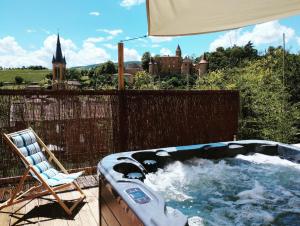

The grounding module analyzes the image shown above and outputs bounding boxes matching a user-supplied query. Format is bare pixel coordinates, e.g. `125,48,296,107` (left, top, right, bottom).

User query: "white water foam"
236,153,300,170
144,154,300,226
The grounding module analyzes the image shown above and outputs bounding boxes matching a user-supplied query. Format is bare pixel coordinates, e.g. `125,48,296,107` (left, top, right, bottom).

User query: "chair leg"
72,181,86,197
0,168,31,210
49,190,73,215
47,182,86,216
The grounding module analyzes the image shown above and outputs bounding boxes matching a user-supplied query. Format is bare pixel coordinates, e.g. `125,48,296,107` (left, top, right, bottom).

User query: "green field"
0,69,50,83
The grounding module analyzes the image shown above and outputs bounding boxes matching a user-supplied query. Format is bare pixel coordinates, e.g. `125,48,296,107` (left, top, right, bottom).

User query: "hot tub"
97,140,300,226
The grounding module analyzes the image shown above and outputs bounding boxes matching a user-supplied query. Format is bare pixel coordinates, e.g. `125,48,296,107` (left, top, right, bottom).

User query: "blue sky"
0,0,300,68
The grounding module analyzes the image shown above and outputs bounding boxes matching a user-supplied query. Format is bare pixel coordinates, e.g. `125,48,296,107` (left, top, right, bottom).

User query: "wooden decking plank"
65,187,83,226
9,200,27,226
49,193,69,226
0,205,13,226
84,188,99,224
100,217,108,226
77,190,97,226
24,198,39,226
37,195,52,226
0,187,99,226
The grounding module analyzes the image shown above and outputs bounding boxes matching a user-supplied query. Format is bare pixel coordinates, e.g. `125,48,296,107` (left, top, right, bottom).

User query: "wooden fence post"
117,42,127,151
118,42,125,91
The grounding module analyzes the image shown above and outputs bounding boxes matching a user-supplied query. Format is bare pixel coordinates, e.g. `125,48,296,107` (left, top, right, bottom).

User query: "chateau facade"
149,45,208,76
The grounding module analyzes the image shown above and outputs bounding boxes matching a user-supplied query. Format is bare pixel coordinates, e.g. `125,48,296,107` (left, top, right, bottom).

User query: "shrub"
15,76,24,84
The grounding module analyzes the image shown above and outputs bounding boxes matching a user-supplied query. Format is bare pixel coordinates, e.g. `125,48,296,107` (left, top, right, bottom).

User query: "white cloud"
120,0,145,8
160,47,172,56
124,48,141,61
151,44,160,48
0,35,111,68
297,37,300,46
26,29,36,33
149,36,173,43
0,36,26,55
98,29,123,36
85,37,105,43
89,11,100,16
103,43,117,50
209,21,295,51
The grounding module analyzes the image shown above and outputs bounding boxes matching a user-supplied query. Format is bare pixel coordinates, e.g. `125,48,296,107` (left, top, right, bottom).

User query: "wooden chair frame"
0,127,86,216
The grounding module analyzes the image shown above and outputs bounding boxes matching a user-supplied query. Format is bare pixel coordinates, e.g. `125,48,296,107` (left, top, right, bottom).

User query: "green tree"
133,71,157,90
141,52,151,71
66,68,81,80
15,76,24,84
96,61,117,75
206,42,258,71
194,57,299,143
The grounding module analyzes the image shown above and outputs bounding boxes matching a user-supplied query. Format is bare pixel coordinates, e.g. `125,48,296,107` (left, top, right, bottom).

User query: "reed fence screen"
0,90,239,184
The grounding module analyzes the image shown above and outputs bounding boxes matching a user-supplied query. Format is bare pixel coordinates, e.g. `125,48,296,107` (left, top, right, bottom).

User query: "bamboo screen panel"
0,90,239,183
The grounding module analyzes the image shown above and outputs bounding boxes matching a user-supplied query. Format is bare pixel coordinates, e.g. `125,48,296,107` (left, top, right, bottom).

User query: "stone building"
125,62,142,75
149,45,208,77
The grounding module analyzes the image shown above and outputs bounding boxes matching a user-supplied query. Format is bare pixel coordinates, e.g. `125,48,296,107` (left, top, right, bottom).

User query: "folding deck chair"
0,128,86,215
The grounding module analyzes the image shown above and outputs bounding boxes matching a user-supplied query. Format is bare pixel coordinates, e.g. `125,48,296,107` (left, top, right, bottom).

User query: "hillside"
72,61,141,70
0,69,50,83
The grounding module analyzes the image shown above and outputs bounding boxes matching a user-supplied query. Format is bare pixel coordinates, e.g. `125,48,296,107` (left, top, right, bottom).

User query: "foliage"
91,74,114,89
141,52,151,71
46,72,52,80
15,76,24,84
194,56,299,143
79,76,91,87
95,61,117,75
66,68,81,80
133,71,158,90
27,65,47,70
205,41,258,71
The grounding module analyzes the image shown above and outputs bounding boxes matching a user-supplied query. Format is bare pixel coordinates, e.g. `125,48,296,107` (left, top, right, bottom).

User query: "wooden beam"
118,42,125,90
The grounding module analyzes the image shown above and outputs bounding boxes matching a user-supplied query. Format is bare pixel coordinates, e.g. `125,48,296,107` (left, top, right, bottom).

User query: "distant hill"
72,61,141,70
0,69,50,83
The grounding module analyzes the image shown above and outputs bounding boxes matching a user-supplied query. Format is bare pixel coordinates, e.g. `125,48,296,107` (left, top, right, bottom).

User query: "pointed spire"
54,33,64,63
176,44,182,58
52,55,55,63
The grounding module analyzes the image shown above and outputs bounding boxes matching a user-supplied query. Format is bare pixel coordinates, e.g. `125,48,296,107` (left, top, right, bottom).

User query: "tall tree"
96,61,117,75
141,52,151,71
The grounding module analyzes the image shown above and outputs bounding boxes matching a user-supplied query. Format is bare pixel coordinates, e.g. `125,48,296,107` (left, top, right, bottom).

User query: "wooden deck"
0,187,99,226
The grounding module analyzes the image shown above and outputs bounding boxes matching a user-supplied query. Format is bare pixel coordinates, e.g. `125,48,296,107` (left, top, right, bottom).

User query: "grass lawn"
0,69,50,83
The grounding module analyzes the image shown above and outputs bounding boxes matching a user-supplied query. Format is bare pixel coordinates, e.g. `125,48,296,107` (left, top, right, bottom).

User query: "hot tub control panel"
126,187,151,204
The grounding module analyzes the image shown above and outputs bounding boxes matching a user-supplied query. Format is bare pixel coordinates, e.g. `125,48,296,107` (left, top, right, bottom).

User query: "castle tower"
176,45,182,58
52,34,66,83
198,54,208,76
149,58,159,76
149,58,154,75
181,57,192,75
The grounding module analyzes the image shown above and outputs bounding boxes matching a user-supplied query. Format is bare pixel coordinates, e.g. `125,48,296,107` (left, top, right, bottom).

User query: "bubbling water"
144,153,300,226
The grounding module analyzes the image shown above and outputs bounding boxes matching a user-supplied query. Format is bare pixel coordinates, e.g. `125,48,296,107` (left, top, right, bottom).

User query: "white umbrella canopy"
147,0,300,36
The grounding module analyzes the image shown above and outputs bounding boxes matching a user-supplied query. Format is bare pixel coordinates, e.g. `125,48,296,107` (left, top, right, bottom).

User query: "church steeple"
176,44,182,58
52,33,66,85
53,34,65,64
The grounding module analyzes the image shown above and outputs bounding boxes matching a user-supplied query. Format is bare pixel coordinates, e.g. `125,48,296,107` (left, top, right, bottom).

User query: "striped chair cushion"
11,131,82,187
